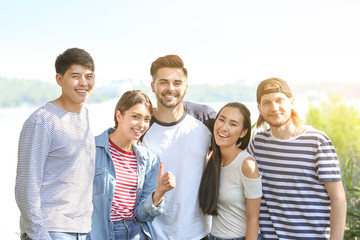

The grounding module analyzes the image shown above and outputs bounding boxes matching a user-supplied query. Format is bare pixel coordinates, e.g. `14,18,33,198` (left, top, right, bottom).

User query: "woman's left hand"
156,162,176,193
152,162,176,206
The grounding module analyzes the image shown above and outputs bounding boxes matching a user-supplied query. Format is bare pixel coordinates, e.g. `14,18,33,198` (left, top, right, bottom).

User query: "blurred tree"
306,95,360,239
306,95,360,161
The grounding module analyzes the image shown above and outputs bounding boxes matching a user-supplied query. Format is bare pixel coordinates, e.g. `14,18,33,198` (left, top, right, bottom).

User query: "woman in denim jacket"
88,90,176,240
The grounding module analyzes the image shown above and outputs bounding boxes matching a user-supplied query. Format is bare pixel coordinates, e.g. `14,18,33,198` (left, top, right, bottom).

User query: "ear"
257,104,262,116
55,73,63,87
239,128,248,139
289,97,295,109
151,81,155,93
115,110,122,123
184,81,189,95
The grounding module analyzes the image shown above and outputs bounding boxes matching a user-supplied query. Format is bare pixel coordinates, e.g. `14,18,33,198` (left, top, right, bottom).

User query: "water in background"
0,99,299,239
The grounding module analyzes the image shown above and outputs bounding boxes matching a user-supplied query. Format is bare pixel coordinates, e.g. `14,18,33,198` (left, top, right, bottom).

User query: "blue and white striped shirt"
15,102,95,240
247,126,341,240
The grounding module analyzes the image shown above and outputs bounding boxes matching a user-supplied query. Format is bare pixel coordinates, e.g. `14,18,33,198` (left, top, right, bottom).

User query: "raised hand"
152,162,176,206
157,162,176,192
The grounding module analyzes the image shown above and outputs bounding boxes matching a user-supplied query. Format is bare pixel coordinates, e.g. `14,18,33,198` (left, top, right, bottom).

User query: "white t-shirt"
211,151,262,238
142,101,216,240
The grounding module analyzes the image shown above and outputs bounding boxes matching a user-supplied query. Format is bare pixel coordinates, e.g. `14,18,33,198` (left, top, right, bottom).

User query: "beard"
158,91,186,109
264,113,292,128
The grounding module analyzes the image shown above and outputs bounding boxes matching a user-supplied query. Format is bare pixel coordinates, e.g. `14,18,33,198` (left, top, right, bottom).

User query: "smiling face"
116,103,151,143
258,92,294,128
151,67,188,109
55,64,95,112
214,106,248,150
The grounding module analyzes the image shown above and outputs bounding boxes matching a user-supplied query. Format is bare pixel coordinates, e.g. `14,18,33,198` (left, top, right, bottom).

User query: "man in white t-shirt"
142,55,216,240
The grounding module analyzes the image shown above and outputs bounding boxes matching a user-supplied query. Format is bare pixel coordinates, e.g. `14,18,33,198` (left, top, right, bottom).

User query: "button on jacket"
88,128,163,240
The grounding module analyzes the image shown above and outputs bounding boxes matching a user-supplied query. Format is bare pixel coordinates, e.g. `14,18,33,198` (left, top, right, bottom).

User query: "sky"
0,0,360,87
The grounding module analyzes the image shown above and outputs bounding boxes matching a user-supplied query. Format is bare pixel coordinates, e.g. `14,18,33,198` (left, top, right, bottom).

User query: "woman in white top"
199,102,263,240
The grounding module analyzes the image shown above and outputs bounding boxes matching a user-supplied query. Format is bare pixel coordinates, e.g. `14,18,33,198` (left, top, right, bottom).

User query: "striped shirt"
109,139,138,221
247,126,341,240
15,102,95,240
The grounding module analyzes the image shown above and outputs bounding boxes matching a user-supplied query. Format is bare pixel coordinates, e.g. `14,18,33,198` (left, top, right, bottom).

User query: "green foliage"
87,87,119,103
305,95,360,161
306,95,360,239
342,157,360,239
0,77,60,107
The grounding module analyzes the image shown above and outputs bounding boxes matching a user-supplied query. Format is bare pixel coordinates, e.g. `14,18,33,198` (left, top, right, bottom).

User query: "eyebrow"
158,78,183,82
261,96,282,103
219,114,240,124
71,72,94,76
132,111,151,116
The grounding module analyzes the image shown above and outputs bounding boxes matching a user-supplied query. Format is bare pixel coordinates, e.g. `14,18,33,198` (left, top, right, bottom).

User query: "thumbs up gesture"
157,162,176,192
152,162,176,206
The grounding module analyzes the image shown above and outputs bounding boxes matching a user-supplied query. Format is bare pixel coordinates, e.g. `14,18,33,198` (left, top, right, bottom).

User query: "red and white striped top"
109,139,138,221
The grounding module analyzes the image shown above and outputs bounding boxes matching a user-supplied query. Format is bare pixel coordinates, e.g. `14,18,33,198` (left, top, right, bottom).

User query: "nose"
167,82,175,91
139,119,147,129
219,122,229,132
270,102,279,111
78,75,87,86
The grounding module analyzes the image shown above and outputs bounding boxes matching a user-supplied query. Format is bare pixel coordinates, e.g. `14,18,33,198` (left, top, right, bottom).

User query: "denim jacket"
88,128,164,240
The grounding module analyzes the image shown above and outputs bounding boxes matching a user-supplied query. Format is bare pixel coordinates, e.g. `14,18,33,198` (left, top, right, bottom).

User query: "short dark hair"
150,55,187,81
55,48,95,76
114,90,153,128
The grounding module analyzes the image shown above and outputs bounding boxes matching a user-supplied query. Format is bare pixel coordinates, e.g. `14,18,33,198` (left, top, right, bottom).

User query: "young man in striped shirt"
15,48,96,240
247,77,346,240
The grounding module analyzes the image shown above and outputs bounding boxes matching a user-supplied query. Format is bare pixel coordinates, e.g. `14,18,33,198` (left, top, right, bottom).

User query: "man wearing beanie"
247,77,346,239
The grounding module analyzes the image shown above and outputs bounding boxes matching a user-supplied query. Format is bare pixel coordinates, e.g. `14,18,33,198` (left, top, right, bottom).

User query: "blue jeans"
21,232,88,240
209,233,262,240
114,218,147,240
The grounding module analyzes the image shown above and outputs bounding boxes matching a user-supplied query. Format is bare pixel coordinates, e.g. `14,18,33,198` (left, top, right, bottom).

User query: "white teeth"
219,133,228,138
165,95,175,98
76,90,87,93
133,129,142,133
